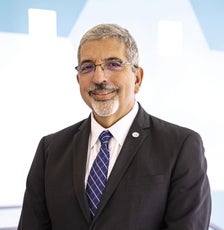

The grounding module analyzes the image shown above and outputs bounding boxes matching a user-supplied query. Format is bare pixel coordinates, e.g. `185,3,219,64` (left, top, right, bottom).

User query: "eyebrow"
105,57,123,62
80,57,123,65
79,59,94,65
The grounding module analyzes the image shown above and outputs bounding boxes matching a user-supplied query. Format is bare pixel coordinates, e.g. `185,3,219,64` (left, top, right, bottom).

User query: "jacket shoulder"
147,114,204,152
138,104,198,137
39,118,89,152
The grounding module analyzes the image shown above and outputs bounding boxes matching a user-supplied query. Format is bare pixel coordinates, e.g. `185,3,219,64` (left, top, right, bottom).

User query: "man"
18,23,211,229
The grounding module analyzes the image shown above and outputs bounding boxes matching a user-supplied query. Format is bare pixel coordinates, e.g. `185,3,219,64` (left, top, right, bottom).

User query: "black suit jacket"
18,104,211,229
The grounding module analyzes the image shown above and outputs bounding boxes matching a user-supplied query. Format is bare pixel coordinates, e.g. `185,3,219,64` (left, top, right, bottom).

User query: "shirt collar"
90,101,139,148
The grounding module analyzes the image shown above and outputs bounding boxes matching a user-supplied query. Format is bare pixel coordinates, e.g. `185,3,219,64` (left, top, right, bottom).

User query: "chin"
92,99,119,117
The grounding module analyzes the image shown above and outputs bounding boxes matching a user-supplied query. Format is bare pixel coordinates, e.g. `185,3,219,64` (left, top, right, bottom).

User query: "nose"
92,64,107,83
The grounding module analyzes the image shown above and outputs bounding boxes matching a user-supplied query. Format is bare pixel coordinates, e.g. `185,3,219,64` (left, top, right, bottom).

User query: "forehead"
79,37,127,62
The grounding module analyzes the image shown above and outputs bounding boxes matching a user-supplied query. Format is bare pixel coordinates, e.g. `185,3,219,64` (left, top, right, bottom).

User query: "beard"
91,96,119,117
87,83,120,117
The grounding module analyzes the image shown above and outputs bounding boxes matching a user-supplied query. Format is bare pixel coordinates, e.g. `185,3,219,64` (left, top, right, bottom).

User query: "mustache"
88,83,119,94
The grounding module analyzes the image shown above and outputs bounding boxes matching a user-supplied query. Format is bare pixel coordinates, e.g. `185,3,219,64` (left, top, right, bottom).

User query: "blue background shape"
0,0,87,36
0,0,224,50
190,0,224,51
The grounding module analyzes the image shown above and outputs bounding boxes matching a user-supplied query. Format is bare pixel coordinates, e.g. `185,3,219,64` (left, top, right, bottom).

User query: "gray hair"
77,24,139,69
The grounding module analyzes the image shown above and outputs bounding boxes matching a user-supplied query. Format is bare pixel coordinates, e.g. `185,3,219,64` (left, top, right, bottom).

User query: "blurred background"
0,0,223,229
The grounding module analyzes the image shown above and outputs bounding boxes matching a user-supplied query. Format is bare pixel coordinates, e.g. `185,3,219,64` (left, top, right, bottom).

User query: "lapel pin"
132,132,140,138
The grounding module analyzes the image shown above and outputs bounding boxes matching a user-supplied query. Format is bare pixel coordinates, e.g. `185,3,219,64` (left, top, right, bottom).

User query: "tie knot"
99,130,112,144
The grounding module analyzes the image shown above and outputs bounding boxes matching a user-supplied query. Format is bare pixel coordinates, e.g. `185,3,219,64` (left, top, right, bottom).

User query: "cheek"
78,78,90,91
77,81,90,101
120,82,136,99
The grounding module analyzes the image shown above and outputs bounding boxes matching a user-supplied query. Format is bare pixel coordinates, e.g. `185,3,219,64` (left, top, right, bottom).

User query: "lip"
90,89,117,101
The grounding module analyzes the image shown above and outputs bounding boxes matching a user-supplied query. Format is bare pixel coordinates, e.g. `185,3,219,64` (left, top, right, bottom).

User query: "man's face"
76,37,143,127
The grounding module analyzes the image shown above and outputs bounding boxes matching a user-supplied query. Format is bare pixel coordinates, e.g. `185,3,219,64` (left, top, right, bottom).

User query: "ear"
134,67,144,93
76,74,80,84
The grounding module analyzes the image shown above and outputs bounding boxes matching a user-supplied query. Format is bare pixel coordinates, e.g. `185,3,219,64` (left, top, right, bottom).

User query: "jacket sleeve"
18,137,52,229
162,132,211,230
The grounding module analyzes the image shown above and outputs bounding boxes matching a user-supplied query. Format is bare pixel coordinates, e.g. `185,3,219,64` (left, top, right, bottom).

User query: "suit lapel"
72,117,92,223
91,105,151,223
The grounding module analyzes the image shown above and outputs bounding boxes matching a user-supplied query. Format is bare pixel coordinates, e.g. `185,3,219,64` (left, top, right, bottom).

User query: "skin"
76,37,144,128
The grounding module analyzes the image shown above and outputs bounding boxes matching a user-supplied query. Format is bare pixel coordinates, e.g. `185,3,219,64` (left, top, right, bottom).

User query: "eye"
106,61,122,70
80,63,95,73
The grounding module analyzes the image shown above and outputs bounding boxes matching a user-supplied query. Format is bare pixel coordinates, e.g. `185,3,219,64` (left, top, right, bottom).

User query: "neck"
93,104,135,128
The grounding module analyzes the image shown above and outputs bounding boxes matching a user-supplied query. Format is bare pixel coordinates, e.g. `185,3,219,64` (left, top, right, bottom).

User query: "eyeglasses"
75,60,133,75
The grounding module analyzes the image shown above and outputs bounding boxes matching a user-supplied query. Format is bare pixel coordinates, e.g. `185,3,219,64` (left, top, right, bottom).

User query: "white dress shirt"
84,102,139,187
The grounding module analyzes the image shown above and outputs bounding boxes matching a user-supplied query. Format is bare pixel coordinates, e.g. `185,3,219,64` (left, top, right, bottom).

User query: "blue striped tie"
86,130,112,216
